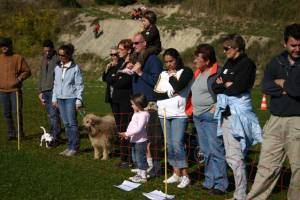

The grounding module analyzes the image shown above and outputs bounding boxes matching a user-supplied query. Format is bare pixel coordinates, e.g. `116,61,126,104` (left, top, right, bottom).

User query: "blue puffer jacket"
52,60,84,105
214,93,263,157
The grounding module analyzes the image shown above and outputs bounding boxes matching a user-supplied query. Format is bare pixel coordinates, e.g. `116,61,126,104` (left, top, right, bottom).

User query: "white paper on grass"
143,190,175,200
114,180,141,191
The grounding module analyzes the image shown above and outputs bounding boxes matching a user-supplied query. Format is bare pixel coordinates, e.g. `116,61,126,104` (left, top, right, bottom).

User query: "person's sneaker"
118,66,136,76
65,150,77,157
59,149,70,155
121,162,130,169
114,162,122,168
147,166,153,173
131,175,147,183
177,176,190,188
194,184,211,190
210,188,226,195
163,173,182,184
129,174,139,181
131,168,138,173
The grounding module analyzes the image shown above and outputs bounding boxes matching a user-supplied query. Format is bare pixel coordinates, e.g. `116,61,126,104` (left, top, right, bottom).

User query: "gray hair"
110,46,118,50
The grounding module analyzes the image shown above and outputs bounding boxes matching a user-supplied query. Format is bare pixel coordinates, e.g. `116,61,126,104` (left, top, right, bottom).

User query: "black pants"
112,102,133,163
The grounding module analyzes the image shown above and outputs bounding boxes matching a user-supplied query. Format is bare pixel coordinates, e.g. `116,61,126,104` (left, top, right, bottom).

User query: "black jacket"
261,51,300,117
212,54,256,96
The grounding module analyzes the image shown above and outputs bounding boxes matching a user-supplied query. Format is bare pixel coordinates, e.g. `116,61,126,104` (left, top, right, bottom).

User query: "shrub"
94,0,137,6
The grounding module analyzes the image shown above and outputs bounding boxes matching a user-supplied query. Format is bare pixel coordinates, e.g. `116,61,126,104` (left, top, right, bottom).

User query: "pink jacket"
125,111,149,143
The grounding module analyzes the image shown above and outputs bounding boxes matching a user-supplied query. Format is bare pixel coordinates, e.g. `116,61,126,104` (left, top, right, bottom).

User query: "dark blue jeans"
0,90,24,137
43,91,61,146
57,98,80,151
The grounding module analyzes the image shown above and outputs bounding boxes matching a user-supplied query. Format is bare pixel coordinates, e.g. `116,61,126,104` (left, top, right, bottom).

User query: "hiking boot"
114,162,122,168
163,173,182,184
121,162,130,169
177,176,190,188
194,184,211,190
210,189,227,195
65,150,77,157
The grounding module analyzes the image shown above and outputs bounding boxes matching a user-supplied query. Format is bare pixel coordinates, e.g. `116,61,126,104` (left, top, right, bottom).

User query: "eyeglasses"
133,41,144,45
58,54,66,57
223,46,232,51
118,48,126,51
110,53,118,56
1,45,8,48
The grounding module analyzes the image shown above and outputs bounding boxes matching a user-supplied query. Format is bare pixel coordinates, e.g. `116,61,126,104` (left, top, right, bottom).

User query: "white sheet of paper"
114,180,141,191
143,190,175,200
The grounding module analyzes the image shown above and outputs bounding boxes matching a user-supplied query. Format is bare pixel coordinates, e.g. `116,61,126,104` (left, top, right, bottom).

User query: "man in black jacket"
247,23,300,200
38,40,61,147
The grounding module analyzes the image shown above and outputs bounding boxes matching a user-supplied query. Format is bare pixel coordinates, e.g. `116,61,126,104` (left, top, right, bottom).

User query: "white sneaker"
163,173,182,184
131,175,147,183
177,176,190,188
147,166,153,173
59,149,70,155
65,150,77,157
129,174,139,181
131,168,138,173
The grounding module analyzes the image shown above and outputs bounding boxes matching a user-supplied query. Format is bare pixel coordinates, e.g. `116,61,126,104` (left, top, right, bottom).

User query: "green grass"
0,80,290,199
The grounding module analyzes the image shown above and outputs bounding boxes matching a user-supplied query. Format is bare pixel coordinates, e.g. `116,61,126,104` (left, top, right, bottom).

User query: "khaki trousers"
247,115,300,200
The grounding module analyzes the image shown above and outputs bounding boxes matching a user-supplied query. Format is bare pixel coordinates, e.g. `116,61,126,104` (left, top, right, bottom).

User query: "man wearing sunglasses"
102,46,122,110
38,40,61,148
0,38,31,141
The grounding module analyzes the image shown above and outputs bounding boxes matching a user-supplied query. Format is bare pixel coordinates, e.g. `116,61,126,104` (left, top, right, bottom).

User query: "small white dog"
40,126,54,148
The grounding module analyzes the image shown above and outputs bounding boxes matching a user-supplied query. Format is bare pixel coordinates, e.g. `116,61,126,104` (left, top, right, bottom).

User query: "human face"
110,49,118,61
1,45,12,55
284,36,300,63
142,17,151,29
222,42,240,60
131,100,140,112
133,35,146,53
194,54,209,70
58,49,70,65
164,55,178,71
118,44,129,59
44,47,54,58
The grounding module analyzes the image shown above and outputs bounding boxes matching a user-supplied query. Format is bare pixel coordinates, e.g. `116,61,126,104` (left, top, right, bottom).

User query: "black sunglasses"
110,53,118,56
223,46,232,51
133,41,143,45
58,54,66,57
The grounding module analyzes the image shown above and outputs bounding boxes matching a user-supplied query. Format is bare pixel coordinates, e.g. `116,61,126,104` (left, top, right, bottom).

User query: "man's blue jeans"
43,91,61,146
160,117,188,168
0,90,24,137
57,98,80,151
131,141,147,170
193,112,228,191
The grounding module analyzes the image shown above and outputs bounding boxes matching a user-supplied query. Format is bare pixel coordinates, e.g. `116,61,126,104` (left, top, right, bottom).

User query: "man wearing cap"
38,40,61,147
0,38,31,141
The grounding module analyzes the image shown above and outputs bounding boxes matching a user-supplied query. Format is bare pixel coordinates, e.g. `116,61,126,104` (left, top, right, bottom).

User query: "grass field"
1,81,289,200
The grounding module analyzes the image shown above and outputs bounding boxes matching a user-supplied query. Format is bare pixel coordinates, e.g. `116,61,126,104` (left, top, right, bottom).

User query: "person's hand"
172,90,179,96
105,62,114,73
216,77,223,84
119,132,126,138
127,62,134,69
111,59,118,66
225,82,233,88
275,79,285,88
53,101,58,107
209,106,215,114
76,104,82,109
38,93,43,101
134,62,143,76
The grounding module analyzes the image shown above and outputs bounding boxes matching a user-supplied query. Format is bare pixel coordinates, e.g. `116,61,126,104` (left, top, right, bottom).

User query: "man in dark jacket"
247,23,300,200
0,38,31,141
38,40,61,147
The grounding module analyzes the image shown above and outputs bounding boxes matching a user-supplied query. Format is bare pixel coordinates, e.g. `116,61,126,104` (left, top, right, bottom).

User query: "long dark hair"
163,48,184,66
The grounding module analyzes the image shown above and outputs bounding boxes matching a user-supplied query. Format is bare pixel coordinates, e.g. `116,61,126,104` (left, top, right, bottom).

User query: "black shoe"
121,162,130,169
5,136,16,141
210,188,226,195
194,184,211,191
114,162,122,168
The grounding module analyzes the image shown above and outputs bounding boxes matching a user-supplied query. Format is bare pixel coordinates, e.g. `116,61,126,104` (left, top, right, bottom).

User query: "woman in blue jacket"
52,44,84,157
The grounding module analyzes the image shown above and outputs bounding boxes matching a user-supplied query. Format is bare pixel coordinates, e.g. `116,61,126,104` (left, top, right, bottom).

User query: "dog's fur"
40,126,54,148
83,114,119,160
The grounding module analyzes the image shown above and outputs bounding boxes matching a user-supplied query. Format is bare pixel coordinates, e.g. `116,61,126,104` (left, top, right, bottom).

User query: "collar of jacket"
277,50,300,67
162,64,185,72
56,59,76,67
194,62,218,79
228,53,247,65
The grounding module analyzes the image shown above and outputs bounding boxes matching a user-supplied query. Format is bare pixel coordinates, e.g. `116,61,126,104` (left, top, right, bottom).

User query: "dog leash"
77,99,86,119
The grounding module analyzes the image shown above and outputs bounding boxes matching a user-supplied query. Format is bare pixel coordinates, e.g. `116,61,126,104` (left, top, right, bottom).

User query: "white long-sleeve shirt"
125,111,149,143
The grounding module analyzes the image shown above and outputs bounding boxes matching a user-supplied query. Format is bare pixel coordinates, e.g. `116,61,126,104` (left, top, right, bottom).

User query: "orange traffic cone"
259,94,269,110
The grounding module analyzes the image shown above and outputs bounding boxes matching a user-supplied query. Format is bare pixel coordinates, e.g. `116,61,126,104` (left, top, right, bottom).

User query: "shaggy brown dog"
83,114,118,160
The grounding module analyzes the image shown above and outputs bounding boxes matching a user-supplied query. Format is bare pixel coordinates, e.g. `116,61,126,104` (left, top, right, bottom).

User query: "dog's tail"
40,126,47,134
